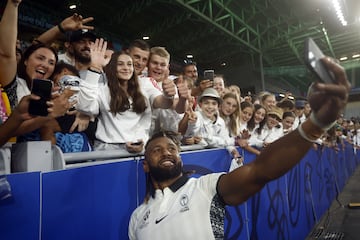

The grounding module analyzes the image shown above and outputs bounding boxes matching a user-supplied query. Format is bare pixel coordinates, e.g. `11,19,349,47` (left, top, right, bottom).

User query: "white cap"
198,88,221,104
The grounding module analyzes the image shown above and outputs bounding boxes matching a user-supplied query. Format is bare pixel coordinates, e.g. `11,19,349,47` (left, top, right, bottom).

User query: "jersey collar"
150,174,189,198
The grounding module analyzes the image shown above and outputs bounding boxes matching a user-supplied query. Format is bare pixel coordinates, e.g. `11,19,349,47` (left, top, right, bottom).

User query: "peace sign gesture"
59,13,94,32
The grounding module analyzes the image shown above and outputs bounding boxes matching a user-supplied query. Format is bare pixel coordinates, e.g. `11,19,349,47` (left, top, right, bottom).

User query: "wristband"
309,112,336,131
298,123,317,143
297,119,325,142
88,67,102,74
57,23,66,34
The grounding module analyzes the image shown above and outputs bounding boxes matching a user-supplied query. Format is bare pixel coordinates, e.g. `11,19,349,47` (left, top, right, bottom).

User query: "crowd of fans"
0,0,359,166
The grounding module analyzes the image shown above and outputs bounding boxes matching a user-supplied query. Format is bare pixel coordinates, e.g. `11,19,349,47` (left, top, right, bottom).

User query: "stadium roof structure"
23,0,360,93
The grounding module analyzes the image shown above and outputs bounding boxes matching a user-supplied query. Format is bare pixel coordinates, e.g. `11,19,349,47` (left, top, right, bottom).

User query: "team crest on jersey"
179,194,189,212
139,209,150,229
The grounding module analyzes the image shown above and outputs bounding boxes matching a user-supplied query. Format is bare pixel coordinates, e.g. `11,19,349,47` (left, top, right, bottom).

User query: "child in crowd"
247,104,267,136
226,85,241,103
213,75,226,97
236,101,254,147
248,106,283,149
292,99,307,130
219,92,240,137
239,101,254,133
39,62,92,152
183,88,241,159
276,98,294,113
263,106,284,145
242,104,267,155
257,91,276,111
281,111,296,135
219,92,243,167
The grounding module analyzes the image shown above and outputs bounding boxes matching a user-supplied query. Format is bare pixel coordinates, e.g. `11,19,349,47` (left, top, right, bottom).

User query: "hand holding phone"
304,38,335,83
28,79,53,116
203,70,214,81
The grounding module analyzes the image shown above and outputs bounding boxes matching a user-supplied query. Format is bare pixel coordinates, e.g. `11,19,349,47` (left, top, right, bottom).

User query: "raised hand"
89,38,108,70
187,105,197,124
176,75,191,100
307,57,350,127
60,13,94,32
162,78,176,98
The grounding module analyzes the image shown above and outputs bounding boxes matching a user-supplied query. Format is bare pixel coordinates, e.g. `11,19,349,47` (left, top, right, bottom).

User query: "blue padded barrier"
0,144,358,240
0,172,41,240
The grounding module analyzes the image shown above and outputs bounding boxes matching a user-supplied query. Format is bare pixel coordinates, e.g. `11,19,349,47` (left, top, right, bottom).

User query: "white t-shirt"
292,114,306,130
16,77,31,104
128,173,225,240
150,108,184,135
77,72,162,144
184,110,233,148
248,124,283,147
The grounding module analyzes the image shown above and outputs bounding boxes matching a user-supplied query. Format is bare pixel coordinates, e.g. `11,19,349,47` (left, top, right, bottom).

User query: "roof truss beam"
174,0,261,53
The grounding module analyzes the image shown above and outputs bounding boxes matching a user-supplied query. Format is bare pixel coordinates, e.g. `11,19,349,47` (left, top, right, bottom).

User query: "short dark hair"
53,61,80,77
128,39,150,51
68,30,96,43
182,62,197,73
277,99,294,110
282,111,295,119
145,131,181,151
183,62,196,67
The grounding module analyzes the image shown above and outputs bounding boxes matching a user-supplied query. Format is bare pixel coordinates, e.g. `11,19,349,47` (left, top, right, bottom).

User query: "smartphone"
131,141,142,146
304,37,335,83
28,79,53,116
203,70,214,81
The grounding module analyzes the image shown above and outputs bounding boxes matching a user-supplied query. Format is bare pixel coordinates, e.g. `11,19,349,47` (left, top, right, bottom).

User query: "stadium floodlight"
332,0,348,26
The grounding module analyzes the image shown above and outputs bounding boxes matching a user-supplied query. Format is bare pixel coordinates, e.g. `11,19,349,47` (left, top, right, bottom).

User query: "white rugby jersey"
128,173,226,240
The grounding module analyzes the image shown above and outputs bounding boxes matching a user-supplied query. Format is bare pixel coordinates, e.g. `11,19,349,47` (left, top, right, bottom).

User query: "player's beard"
148,161,183,182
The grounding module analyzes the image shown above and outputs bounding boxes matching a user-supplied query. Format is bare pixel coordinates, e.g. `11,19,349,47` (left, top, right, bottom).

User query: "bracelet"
57,23,66,34
298,123,318,143
309,112,336,131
